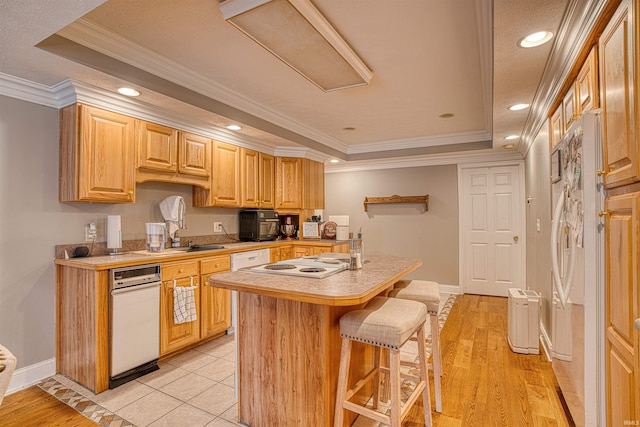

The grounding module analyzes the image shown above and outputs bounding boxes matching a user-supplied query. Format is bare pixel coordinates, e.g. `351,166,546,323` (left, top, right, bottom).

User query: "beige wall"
0,95,238,370
324,166,459,285
524,120,553,340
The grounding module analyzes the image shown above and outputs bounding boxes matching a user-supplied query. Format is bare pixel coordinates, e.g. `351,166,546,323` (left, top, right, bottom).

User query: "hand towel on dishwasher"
159,195,186,239
173,281,197,324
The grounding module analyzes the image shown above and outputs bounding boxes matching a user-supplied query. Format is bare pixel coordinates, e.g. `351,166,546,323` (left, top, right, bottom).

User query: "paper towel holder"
107,215,127,256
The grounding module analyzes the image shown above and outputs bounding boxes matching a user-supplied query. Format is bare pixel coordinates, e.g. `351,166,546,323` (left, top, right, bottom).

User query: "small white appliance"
507,288,540,354
107,215,123,255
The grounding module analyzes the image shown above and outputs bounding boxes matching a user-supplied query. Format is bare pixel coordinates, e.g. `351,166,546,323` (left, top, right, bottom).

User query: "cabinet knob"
182,164,187,167
635,318,640,331
172,162,177,166
598,210,610,217
179,268,184,273
215,263,219,268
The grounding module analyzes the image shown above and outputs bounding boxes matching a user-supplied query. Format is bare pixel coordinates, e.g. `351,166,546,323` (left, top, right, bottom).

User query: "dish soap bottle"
172,231,180,248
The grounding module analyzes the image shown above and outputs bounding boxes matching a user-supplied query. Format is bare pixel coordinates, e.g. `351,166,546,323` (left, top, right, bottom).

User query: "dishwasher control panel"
111,263,161,290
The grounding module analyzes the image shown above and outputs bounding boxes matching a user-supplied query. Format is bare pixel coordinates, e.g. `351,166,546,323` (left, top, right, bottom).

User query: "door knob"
598,210,610,217
596,169,605,176
513,236,519,242
635,318,640,331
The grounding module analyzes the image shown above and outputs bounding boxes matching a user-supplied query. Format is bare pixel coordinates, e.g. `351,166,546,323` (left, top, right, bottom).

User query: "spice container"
349,237,363,270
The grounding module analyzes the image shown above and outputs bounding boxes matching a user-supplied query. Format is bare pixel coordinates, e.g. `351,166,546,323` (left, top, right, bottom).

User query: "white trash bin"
507,288,540,354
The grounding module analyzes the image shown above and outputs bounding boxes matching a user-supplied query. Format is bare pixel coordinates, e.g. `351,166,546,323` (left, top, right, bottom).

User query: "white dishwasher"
229,248,270,396
109,263,161,389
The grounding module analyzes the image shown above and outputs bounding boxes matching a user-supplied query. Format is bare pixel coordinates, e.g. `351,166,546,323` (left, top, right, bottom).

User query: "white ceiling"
1,0,582,167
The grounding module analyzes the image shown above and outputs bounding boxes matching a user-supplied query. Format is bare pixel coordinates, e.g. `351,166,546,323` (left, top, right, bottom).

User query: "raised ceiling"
1,0,579,167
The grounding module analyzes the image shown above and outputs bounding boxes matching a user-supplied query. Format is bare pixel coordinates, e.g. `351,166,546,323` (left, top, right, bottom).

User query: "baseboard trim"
439,283,462,294
6,358,56,395
539,321,553,362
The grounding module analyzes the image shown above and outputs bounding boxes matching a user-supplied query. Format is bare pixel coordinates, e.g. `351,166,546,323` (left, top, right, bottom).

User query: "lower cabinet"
200,255,231,338
160,260,200,355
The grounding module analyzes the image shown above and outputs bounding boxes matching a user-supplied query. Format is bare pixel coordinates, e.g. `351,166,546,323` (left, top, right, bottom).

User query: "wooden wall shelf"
363,195,429,212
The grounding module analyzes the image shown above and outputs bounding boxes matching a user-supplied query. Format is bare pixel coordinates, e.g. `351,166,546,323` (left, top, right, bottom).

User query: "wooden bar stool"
334,296,432,427
389,279,443,412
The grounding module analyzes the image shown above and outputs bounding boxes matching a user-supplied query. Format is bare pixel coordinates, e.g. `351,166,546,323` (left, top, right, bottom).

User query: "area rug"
352,292,458,427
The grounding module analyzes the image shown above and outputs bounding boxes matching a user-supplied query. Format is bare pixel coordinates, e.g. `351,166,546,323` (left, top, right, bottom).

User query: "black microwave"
239,209,279,241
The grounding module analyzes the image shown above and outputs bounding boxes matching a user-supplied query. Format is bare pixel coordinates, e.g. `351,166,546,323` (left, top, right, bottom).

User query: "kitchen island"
208,255,422,427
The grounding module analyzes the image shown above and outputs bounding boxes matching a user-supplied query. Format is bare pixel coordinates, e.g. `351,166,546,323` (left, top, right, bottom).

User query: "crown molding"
347,130,492,154
58,18,349,153
0,72,59,107
520,0,608,157
325,149,523,173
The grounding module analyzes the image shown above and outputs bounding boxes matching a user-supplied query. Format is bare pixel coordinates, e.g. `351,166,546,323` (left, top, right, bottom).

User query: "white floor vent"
507,288,540,354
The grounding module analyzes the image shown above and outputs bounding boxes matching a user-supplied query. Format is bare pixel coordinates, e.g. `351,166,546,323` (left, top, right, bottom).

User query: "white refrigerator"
549,111,604,426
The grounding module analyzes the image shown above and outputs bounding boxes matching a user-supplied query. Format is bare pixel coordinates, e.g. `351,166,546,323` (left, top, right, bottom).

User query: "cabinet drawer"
200,255,231,274
162,260,199,280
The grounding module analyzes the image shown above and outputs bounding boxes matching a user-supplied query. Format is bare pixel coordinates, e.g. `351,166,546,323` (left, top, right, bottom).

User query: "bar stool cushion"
340,297,427,350
390,280,440,313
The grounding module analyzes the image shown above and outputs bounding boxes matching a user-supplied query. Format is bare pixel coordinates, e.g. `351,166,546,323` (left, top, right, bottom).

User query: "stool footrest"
345,366,379,401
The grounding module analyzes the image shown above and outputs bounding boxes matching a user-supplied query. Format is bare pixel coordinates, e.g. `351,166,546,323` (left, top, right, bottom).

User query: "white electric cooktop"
242,255,349,279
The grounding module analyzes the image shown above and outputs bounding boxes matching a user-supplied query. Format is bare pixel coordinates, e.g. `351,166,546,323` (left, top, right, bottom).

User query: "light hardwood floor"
0,294,573,426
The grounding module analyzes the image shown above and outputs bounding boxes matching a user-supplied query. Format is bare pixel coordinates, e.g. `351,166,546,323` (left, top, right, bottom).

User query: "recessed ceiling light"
508,103,530,111
226,125,242,131
329,159,340,163
503,144,515,149
518,31,554,48
117,87,140,97
505,135,520,140
439,113,454,119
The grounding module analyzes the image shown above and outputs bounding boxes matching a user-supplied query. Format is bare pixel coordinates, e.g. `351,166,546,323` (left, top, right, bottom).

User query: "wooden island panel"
210,255,422,427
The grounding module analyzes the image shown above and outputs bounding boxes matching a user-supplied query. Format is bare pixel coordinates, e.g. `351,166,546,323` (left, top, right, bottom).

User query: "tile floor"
46,334,241,427
41,294,456,427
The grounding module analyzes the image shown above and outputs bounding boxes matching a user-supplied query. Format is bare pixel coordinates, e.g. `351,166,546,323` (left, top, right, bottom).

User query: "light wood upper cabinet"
550,104,564,149
576,46,599,113
563,83,577,132
242,150,275,209
599,0,639,189
193,140,242,207
59,104,136,203
136,120,211,189
275,157,324,210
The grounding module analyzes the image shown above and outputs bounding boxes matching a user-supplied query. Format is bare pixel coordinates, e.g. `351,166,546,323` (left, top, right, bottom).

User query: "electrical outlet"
213,222,223,233
85,222,97,242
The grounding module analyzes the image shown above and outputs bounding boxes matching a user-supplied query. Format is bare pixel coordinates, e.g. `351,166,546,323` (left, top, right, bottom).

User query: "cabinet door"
302,159,325,209
604,192,640,425
563,84,577,132
550,104,564,149
576,47,599,113
213,141,242,207
61,105,136,203
276,157,302,209
242,148,260,208
136,120,178,173
161,276,201,355
270,247,281,262
179,132,211,178
259,153,275,208
279,245,293,260
294,246,312,258
599,0,639,189
201,274,231,338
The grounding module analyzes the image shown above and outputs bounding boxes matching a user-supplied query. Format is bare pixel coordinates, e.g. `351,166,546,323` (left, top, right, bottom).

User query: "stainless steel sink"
184,244,225,252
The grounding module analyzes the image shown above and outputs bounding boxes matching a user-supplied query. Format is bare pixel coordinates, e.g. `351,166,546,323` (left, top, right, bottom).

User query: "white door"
459,164,525,296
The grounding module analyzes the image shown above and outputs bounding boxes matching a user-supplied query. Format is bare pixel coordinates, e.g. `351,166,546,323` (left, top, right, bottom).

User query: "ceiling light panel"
219,0,372,91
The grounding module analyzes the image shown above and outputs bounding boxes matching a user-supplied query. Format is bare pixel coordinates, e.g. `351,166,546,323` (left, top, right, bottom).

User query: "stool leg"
417,325,433,427
334,338,352,427
430,312,443,412
372,346,381,409
389,349,401,427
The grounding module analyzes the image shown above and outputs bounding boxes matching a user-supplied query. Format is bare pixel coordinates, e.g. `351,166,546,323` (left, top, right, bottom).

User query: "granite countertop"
208,255,422,306
53,239,347,271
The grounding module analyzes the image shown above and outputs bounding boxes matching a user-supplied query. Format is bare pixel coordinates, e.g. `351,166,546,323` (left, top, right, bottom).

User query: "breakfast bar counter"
209,255,421,427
